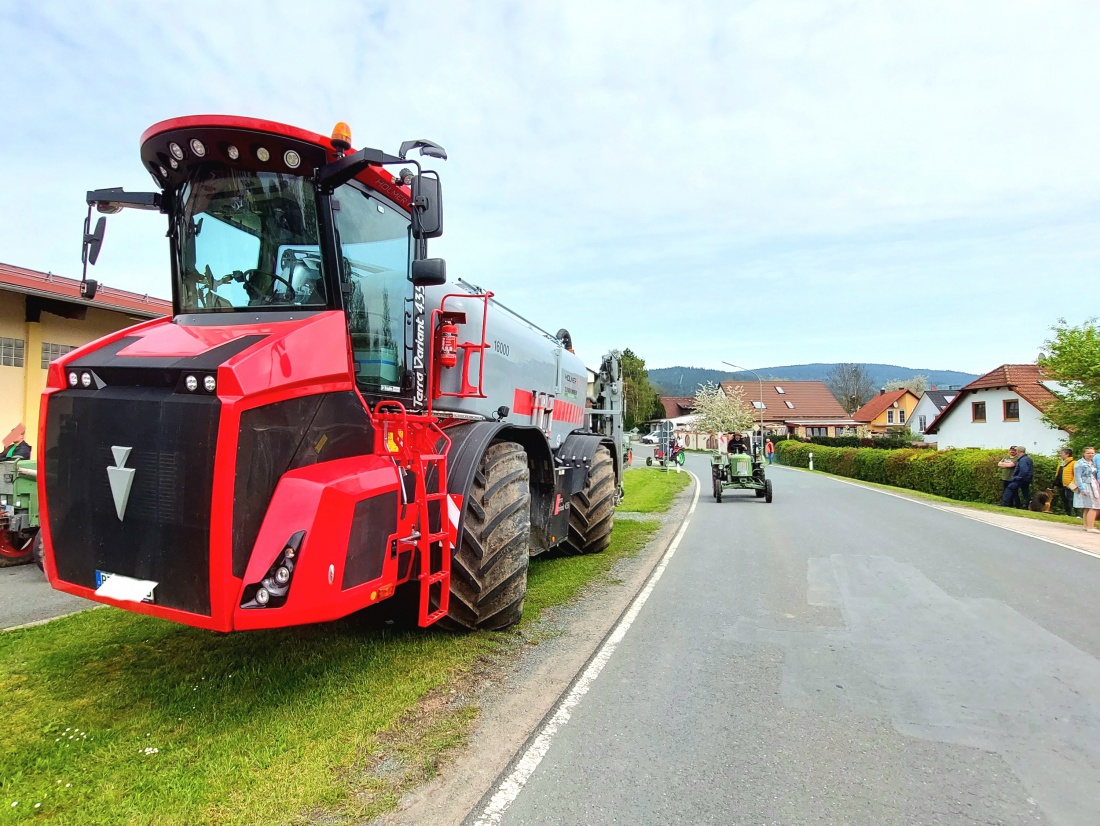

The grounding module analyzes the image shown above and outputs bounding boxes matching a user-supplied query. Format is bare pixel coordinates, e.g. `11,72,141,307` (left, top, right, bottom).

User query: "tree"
620,348,662,430
1038,319,1100,452
884,375,929,396
691,381,754,437
825,363,876,415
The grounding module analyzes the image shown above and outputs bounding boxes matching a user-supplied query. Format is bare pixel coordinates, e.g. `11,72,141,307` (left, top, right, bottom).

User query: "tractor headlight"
80,372,92,388
185,375,198,393
68,371,78,387
240,531,306,609
203,375,216,393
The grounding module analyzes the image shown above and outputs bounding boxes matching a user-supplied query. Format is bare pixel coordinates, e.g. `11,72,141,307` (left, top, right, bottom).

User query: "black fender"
557,431,620,495
443,422,557,555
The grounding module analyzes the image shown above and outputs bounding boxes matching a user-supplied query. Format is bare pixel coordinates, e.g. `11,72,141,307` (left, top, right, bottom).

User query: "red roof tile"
658,396,695,418
0,262,170,318
719,380,848,423
924,364,1058,434
852,389,917,422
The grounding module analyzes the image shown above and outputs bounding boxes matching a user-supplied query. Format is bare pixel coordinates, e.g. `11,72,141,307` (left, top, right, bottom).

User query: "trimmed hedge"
773,440,1068,513
792,435,934,450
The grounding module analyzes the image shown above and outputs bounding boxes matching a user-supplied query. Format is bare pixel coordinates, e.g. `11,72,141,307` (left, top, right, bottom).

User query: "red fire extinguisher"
438,318,458,369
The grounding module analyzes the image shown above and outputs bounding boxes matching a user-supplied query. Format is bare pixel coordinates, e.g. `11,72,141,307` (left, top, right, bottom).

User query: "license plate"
95,570,156,603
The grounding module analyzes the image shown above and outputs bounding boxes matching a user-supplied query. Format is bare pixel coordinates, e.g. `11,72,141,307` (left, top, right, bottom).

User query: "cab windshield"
175,168,326,312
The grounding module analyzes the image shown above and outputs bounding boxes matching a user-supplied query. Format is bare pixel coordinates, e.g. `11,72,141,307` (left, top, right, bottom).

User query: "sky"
1,1,1098,375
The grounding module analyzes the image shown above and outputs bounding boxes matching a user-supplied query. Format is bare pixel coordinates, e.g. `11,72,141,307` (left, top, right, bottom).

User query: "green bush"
772,440,1068,513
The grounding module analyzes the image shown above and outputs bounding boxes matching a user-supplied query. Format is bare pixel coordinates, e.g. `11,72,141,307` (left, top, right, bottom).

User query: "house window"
752,400,766,409
1003,399,1019,421
41,341,77,369
899,409,906,424
784,400,794,409
0,337,24,368
887,410,895,424
775,386,785,394
834,427,846,436
918,414,927,431
972,401,986,422
807,426,828,437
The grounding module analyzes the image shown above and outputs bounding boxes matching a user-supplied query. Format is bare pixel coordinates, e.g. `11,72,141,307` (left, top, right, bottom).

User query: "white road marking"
472,471,702,826
776,465,1100,561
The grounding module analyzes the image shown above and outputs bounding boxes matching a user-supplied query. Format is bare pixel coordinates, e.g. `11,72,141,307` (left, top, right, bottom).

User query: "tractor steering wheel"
222,269,297,304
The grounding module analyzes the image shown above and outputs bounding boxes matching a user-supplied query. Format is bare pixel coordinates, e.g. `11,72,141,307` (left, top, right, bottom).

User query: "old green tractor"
0,458,41,568
711,445,772,503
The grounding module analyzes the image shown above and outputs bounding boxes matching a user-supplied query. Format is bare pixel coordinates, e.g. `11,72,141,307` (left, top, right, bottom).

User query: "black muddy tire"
440,441,531,631
33,530,44,572
563,445,616,555
765,479,774,503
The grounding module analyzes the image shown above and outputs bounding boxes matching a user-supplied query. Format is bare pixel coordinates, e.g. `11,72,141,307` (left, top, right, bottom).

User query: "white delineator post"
809,451,814,471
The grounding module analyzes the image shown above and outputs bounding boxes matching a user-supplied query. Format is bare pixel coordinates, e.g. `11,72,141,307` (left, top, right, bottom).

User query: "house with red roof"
852,388,920,435
719,380,856,439
924,364,1069,453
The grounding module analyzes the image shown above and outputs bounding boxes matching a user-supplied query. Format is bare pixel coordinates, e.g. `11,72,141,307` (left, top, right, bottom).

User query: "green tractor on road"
711,445,773,503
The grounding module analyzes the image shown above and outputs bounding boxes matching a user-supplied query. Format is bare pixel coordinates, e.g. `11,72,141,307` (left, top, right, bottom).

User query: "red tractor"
40,116,624,632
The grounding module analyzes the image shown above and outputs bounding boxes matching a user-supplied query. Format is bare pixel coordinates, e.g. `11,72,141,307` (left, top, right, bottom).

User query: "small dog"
1029,488,1054,513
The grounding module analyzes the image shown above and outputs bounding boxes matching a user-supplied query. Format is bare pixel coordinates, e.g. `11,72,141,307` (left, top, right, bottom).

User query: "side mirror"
411,174,443,239
83,215,106,266
411,258,447,287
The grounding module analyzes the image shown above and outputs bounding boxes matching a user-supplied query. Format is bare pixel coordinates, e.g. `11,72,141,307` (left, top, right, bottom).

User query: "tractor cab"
83,117,446,402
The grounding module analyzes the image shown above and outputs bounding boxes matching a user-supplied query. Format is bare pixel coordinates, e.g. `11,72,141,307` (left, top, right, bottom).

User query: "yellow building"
0,262,170,455
852,388,921,435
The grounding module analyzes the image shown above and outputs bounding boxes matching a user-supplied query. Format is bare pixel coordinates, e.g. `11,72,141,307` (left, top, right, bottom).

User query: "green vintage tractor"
0,458,42,568
711,441,772,503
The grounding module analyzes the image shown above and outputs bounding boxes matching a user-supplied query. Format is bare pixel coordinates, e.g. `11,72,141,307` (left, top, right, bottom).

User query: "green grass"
782,464,1081,526
0,517,662,825
619,467,693,513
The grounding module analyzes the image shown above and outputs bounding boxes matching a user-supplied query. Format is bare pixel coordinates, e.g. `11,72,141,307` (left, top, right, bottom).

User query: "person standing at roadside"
1072,446,1100,533
1054,448,1077,517
997,447,1017,498
765,439,775,464
1002,446,1033,509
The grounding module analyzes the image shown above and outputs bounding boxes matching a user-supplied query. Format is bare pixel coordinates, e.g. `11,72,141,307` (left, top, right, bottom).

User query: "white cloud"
0,0,1097,373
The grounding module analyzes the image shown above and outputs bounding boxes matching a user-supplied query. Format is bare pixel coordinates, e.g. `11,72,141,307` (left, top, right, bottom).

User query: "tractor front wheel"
675,451,686,466
645,456,653,467
442,441,531,631
765,479,774,503
564,445,616,555
713,476,723,502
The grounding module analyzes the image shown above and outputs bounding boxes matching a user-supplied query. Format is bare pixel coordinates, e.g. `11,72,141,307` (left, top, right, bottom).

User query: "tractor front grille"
45,387,219,615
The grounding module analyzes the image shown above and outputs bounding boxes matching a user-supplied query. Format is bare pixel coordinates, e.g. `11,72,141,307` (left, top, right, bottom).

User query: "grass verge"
779,464,1081,526
620,467,693,513
0,516,666,824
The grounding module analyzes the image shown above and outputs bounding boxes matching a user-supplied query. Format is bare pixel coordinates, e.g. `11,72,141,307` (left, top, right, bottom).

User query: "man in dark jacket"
1001,446,1033,509
2,425,31,461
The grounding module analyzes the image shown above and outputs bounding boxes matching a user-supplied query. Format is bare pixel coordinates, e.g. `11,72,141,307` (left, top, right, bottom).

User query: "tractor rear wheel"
441,441,531,631
0,530,32,567
563,445,616,554
765,479,774,503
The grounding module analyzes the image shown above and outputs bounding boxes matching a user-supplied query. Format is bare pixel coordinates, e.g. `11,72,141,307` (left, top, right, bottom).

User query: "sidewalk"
931,503,1100,557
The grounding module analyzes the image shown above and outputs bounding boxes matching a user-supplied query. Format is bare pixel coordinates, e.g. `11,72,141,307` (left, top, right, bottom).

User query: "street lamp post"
722,360,765,457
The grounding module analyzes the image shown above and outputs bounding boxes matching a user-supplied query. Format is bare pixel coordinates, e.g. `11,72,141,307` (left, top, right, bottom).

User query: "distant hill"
649,363,978,396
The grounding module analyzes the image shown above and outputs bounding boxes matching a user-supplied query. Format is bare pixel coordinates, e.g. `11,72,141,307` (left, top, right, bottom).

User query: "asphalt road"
0,561,90,630
483,450,1100,826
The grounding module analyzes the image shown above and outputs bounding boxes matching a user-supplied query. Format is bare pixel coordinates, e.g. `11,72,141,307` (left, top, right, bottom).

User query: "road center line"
471,471,702,826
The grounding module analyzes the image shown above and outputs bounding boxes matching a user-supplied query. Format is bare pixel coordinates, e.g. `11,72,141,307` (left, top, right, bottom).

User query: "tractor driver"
727,432,749,455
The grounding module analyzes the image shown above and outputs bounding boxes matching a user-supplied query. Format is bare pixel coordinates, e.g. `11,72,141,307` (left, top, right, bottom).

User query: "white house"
924,365,1068,453
909,389,961,443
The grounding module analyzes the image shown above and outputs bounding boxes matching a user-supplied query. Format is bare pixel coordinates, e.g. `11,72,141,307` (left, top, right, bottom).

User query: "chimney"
879,387,885,395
